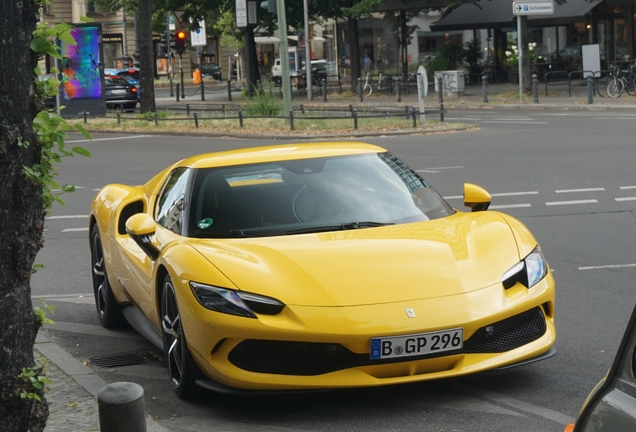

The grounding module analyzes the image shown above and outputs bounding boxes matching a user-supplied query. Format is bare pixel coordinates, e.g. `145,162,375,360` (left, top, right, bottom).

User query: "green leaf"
72,146,91,157
73,124,92,140
58,31,76,45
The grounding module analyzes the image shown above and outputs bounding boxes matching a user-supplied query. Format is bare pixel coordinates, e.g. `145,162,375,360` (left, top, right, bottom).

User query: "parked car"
564,300,636,432
103,75,137,112
200,62,222,80
104,68,140,100
89,142,556,398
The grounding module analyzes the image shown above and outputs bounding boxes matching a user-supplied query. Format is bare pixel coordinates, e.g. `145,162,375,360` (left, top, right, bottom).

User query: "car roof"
178,142,387,169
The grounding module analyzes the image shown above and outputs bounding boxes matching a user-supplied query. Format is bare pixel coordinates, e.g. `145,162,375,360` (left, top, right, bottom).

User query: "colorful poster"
60,25,103,100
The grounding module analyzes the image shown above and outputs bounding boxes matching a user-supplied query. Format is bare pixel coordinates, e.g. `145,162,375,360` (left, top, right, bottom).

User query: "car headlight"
502,246,548,289
190,282,285,318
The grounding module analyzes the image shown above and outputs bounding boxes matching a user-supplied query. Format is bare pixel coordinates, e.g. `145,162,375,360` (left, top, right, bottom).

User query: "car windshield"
187,152,454,238
105,76,129,86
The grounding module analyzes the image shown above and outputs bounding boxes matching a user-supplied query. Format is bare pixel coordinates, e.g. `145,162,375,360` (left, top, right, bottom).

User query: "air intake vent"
88,350,163,368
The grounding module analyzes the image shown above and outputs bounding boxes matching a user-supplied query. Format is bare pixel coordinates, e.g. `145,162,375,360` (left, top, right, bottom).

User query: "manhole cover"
88,350,163,368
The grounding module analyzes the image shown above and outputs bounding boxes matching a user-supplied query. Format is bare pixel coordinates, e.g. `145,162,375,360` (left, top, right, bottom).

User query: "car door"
117,167,192,325
570,301,636,431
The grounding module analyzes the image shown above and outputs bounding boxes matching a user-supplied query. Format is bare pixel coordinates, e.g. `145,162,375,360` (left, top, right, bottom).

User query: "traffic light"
260,0,276,14
176,30,187,55
169,33,177,50
159,33,168,57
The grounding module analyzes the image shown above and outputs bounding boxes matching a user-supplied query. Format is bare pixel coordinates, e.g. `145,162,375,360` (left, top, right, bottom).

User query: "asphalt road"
32,107,636,431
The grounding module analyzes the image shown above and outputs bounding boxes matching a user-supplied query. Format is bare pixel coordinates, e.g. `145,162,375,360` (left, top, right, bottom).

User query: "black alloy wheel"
161,275,201,398
91,225,126,328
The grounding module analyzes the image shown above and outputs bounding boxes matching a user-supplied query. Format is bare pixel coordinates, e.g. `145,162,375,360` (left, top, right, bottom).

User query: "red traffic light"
176,30,187,40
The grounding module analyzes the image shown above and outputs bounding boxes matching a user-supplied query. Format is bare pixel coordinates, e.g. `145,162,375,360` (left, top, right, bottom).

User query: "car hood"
188,212,522,307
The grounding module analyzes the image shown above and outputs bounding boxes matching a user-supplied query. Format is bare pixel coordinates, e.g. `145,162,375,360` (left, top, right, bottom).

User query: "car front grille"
227,307,547,376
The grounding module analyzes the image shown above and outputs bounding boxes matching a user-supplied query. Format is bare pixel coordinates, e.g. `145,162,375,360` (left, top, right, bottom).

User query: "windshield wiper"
285,221,394,235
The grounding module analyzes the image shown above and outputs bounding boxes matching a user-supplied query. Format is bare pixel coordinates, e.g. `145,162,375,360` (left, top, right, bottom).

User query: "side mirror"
125,213,159,260
464,183,491,212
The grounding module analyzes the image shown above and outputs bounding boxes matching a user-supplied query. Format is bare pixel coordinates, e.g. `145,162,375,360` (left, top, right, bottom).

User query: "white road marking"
425,166,464,170
67,135,151,143
444,195,463,200
61,228,89,232
555,188,604,193
464,386,575,426
491,204,531,209
46,215,89,220
579,263,636,270
616,197,636,202
481,121,548,124
545,199,598,206
620,185,636,190
492,191,538,197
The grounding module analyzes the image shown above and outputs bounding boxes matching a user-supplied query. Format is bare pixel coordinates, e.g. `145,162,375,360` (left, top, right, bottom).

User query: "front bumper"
174,274,556,391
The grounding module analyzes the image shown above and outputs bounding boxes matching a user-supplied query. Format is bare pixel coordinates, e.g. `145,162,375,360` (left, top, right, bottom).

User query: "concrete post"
98,382,146,432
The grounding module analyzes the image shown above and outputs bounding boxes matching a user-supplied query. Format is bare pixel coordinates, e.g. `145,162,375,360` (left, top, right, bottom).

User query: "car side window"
155,167,191,234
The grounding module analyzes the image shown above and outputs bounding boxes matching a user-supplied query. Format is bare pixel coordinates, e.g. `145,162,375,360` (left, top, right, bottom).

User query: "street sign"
236,0,247,28
512,1,554,15
248,1,258,25
190,20,207,47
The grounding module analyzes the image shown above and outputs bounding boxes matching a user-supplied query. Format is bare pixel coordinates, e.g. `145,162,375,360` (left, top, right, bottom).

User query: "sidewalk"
35,333,167,432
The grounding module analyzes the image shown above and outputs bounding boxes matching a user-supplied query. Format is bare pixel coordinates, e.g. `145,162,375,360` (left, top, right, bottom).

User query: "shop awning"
430,0,601,31
254,36,280,44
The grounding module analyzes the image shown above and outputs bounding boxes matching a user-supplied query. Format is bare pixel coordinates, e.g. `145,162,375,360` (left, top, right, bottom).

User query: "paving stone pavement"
34,334,167,432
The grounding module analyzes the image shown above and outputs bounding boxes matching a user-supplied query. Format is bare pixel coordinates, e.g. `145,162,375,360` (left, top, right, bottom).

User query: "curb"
35,333,168,432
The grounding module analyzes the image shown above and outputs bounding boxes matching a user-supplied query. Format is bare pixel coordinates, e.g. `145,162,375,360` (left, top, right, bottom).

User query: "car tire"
91,225,126,328
161,274,202,399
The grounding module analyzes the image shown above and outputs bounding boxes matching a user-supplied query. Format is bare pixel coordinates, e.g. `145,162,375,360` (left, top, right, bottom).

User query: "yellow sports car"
89,142,555,398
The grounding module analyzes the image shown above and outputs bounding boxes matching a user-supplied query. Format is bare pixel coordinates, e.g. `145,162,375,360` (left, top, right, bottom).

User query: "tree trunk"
138,0,156,113
520,16,532,93
0,0,49,431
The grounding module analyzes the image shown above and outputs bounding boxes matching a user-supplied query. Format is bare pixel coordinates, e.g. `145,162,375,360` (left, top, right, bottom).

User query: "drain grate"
88,350,163,369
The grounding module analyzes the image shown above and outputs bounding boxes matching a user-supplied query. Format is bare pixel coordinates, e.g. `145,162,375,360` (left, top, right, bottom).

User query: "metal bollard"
176,84,180,102
289,110,294,131
227,80,232,102
357,78,363,102
322,79,327,102
411,107,417,128
404,105,410,120
352,108,358,130
117,112,121,125
186,104,190,116
83,110,88,124
238,109,243,128
194,113,198,128
440,103,445,122
482,74,488,103
349,104,354,116
300,104,304,114
154,113,158,126
437,76,443,104
395,76,401,103
200,75,205,101
587,77,594,104
98,382,146,432
532,74,539,104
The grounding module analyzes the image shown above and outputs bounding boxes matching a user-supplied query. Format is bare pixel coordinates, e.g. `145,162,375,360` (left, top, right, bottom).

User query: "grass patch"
66,110,469,136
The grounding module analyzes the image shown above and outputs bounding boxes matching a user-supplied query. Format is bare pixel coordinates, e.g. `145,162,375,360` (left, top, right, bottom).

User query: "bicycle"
362,72,395,97
606,64,636,98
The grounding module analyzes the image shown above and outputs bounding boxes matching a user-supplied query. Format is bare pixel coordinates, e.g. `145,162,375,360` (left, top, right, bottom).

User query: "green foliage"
138,109,169,120
31,18,93,212
463,38,483,67
34,299,55,326
243,85,283,116
18,364,52,402
213,10,244,50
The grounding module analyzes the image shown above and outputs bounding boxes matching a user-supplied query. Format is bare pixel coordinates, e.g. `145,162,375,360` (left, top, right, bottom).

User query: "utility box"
434,70,465,97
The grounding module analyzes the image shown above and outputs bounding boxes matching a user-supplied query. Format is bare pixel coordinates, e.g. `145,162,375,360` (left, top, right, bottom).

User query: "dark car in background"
103,75,138,112
200,62,222,80
104,68,140,99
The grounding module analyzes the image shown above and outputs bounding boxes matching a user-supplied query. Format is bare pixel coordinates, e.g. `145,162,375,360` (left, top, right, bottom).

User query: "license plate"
370,328,463,360
110,89,126,94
